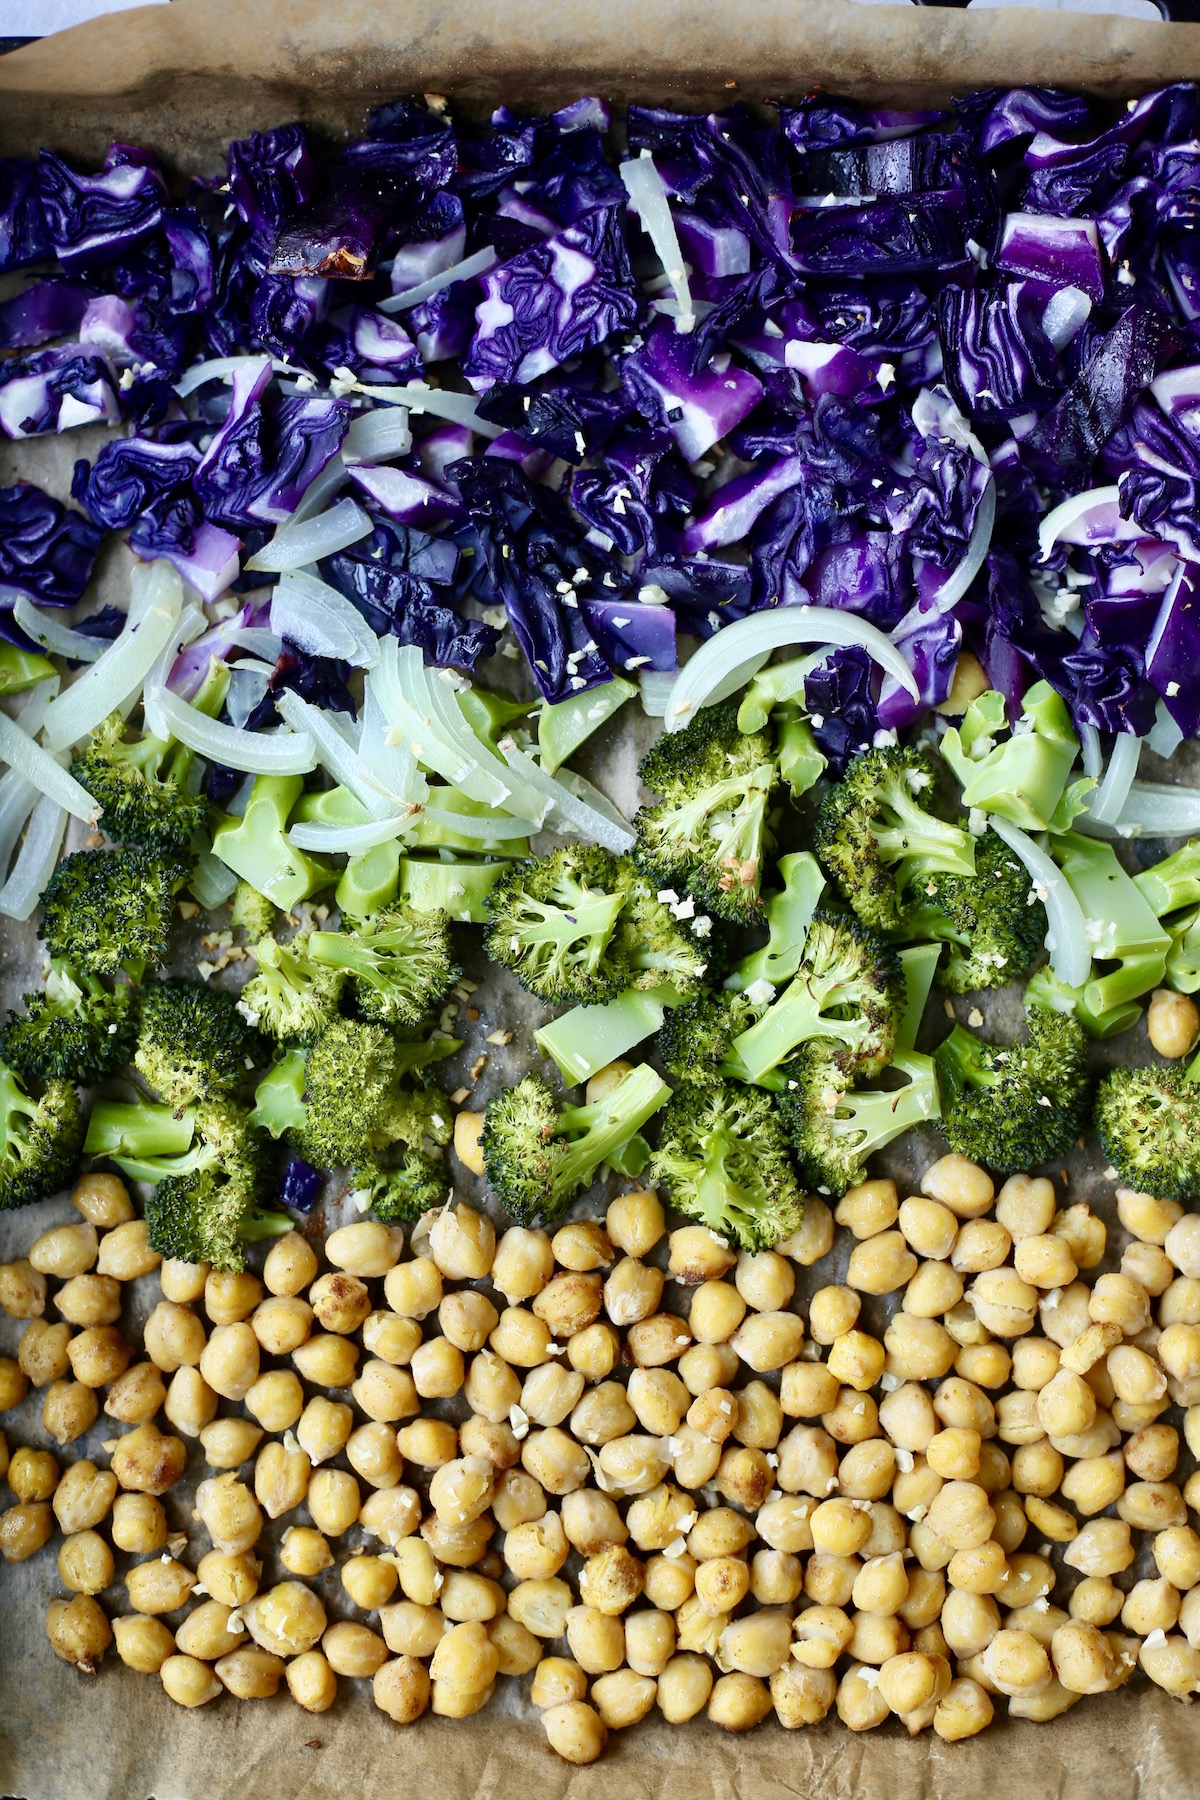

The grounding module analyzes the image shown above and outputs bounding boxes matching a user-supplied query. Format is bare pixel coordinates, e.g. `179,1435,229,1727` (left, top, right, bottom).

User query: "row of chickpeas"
2,1155,1200,1762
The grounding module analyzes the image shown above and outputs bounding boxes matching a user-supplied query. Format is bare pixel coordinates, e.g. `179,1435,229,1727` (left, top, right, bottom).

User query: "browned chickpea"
110,1424,187,1495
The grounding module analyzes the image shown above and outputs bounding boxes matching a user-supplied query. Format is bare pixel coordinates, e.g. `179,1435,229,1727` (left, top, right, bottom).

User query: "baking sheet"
3,3,1200,1794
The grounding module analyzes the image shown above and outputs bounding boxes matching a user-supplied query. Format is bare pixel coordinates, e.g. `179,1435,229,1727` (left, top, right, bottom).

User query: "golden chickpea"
922,1155,993,1218
18,1318,70,1387
126,1557,196,1615
0,1259,46,1319
828,1329,887,1392
164,1368,218,1439
58,1529,115,1595
490,1227,553,1302
846,1232,917,1295
259,1231,317,1297
113,1613,176,1674
44,1593,111,1674
176,1601,248,1663
215,1644,285,1698
52,1461,116,1536
0,1499,52,1561
885,1314,957,1382
933,1675,994,1741
195,1473,263,1555
607,1188,664,1258
204,1270,262,1325
55,1273,120,1327
531,1656,588,1708
823,1387,880,1447
30,1220,97,1280
43,1379,97,1446
645,1553,697,1612
344,1420,403,1490
542,1698,606,1763
249,1296,313,1357
72,1171,134,1229
1147,985,1199,1058
280,1527,333,1579
199,1418,264,1470
110,1423,186,1495
243,1581,327,1658
291,1333,359,1389
550,1220,613,1274
159,1259,208,1304
308,1468,361,1537
906,1261,964,1320
8,1444,58,1502
111,1493,167,1555
428,1202,494,1280
161,1653,221,1708
397,1417,458,1469
95,1218,158,1282
255,1438,312,1518
534,1271,602,1339
309,1271,371,1336
102,1362,165,1426
142,1301,205,1373
1064,1519,1135,1578
508,1577,573,1640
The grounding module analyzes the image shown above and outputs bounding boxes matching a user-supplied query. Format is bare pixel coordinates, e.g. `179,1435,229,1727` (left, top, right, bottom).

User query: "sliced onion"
1108,781,1200,837
289,812,418,853
174,354,300,398
142,602,208,741
350,380,504,440
0,794,67,920
0,710,99,821
916,474,995,615
275,689,405,819
1037,486,1135,561
1148,700,1185,762
225,664,273,730
42,560,184,753
663,605,919,731
343,407,412,464
12,597,106,663
271,572,380,668
498,740,636,854
1088,731,1141,825
226,626,285,661
189,849,240,908
621,153,695,334
372,641,482,793
639,669,677,717
0,769,38,876
361,677,427,809
378,246,499,314
290,454,348,525
1078,721,1103,780
246,498,372,573
420,804,537,839
391,644,548,816
151,687,316,774
989,817,1090,986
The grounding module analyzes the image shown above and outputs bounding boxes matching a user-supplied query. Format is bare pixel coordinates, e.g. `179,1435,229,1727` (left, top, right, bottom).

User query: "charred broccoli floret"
814,746,976,933
296,1017,408,1170
308,904,459,1027
614,872,714,998
650,1078,805,1250
484,847,631,1004
143,1163,291,1272
934,1009,1089,1175
726,910,905,1084
656,988,761,1087
349,1152,449,1223
134,978,268,1109
635,704,779,922
39,847,184,981
481,1065,670,1225
69,712,208,854
231,880,276,943
899,828,1048,993
777,1047,941,1196
237,933,345,1043
0,1057,85,1210
1093,1064,1200,1202
0,961,136,1086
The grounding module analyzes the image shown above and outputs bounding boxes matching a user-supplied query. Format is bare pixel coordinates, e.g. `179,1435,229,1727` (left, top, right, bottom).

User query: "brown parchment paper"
4,4,1200,1795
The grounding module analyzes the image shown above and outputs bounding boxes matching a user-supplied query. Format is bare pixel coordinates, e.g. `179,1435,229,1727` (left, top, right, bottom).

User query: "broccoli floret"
308,904,460,1027
0,961,136,1086
899,828,1048,993
650,1078,804,1250
231,880,276,943
84,1094,262,1185
296,1017,404,1170
726,910,905,1084
635,704,778,921
134,978,267,1109
144,1162,291,1272
1052,833,1169,1019
940,682,1084,832
732,853,827,994
1025,965,1142,1040
237,933,345,1043
349,1152,449,1223
0,1057,85,1210
776,1047,941,1197
484,847,631,1004
814,746,976,934
482,1065,670,1225
39,847,184,981
614,873,714,998
934,1009,1089,1174
656,988,761,1087
250,1049,309,1139
1093,1064,1200,1201
69,712,208,854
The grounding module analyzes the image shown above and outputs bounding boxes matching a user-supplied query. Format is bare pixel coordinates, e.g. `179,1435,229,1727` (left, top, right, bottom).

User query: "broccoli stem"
1025,965,1141,1039
0,643,56,696
556,1065,670,1190
211,775,337,910
1166,907,1200,994
397,858,504,923
1134,841,1200,918
538,678,635,775
727,981,871,1086
732,853,826,992
84,1100,198,1181
1052,832,1169,1017
819,1051,941,1163
895,943,942,1054
535,986,683,1085
337,842,402,918
775,712,826,798
250,1050,308,1139
872,778,976,884
941,681,1080,830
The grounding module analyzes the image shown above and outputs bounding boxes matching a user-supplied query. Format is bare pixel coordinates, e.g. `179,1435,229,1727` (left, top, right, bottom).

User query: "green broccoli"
656,987,762,1087
634,704,779,921
0,1057,85,1210
1051,833,1169,1020
1025,965,1142,1040
726,910,905,1084
69,712,208,854
814,746,976,934
143,1163,291,1272
237,933,345,1043
38,847,184,981
898,828,1048,993
614,872,714,998
939,682,1086,831
481,1065,670,1225
776,1047,941,1197
349,1152,448,1223
84,1094,260,1185
731,853,827,995
0,962,137,1086
934,1009,1090,1175
307,904,460,1027
650,1078,805,1250
231,880,276,943
1134,838,1200,919
484,847,631,1004
134,978,268,1109
1093,1062,1200,1201
210,774,336,911
250,1049,309,1139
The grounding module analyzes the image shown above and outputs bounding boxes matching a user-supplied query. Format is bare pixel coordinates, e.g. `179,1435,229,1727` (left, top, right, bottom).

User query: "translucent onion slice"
1108,781,1200,837
620,152,695,334
349,380,504,441
0,710,99,821
174,354,300,398
390,644,548,817
246,498,372,573
0,794,66,920
1088,731,1141,826
291,454,348,525
275,689,406,820
498,740,636,854
378,246,499,314
989,817,1090,987
151,687,316,774
1037,486,1134,561
42,560,184,752
638,669,678,717
343,407,412,464
361,678,427,809
226,626,285,661
289,813,417,854
12,597,106,663
663,605,919,731
0,769,38,876
420,804,538,839
142,602,208,742
1078,721,1103,781
1148,700,1184,762
271,572,380,668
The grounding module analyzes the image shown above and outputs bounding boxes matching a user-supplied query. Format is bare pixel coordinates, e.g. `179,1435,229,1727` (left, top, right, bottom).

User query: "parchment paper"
3,5,1200,1795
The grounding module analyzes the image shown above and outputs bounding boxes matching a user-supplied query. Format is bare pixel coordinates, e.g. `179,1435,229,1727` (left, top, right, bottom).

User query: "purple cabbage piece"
0,347,120,438
245,645,356,730
675,207,751,280
995,213,1105,304
0,158,52,271
780,96,950,153
193,358,349,527
347,464,464,529
407,282,478,364
351,99,458,190
319,518,494,671
885,438,991,572
1147,563,1200,735
580,597,677,674
569,426,695,556
71,436,200,530
1119,468,1200,562
804,533,910,630
0,281,92,351
975,89,1092,156
621,318,764,462
0,482,103,607
682,454,806,555
877,610,962,733
319,306,419,383
1061,632,1157,736
416,424,475,489
227,125,318,234
463,205,639,388
128,491,241,603
453,455,618,700
269,170,401,281
804,647,881,775
475,377,628,462
637,555,756,638
1024,303,1171,483
280,1157,322,1213
37,147,166,269
789,194,968,280
483,432,554,480
250,273,329,362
